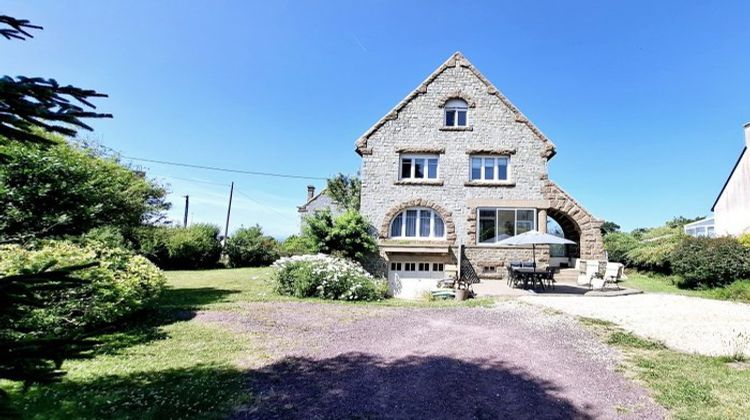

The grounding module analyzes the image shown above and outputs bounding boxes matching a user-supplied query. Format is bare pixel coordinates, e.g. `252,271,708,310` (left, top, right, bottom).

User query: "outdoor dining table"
511,267,548,290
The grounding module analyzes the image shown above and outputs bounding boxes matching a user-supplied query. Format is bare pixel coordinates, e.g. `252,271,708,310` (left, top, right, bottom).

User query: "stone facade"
356,52,605,281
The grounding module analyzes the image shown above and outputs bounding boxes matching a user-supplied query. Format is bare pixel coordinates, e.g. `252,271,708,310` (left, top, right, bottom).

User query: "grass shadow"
91,287,241,356
238,352,597,419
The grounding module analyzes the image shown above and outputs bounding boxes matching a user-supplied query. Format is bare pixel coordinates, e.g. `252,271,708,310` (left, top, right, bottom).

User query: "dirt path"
521,294,750,357
197,301,666,419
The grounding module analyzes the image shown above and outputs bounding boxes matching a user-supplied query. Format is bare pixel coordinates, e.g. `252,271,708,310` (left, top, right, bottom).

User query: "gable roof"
711,146,747,211
355,51,557,159
298,188,341,212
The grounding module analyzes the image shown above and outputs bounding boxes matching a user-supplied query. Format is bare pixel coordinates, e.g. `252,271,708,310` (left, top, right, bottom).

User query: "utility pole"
223,181,234,247
182,195,189,227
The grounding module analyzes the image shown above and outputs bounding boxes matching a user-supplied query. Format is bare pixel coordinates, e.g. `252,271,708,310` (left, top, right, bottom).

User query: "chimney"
744,122,750,148
307,185,315,201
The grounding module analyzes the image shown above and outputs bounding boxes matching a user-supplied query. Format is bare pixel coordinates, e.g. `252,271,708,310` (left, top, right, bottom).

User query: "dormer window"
444,98,468,127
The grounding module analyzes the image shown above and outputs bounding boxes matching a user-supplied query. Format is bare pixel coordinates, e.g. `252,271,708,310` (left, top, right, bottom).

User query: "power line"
122,155,328,181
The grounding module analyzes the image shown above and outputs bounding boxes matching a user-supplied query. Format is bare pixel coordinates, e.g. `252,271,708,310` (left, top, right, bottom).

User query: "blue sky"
5,1,750,237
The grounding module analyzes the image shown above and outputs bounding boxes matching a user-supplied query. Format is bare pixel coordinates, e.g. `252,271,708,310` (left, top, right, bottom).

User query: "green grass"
581,317,750,420
622,272,750,303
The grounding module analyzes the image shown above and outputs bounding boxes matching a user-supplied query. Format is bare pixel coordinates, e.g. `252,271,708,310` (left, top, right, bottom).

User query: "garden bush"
603,232,639,263
80,226,129,249
279,234,316,256
225,225,279,267
0,240,166,334
271,254,387,301
670,236,750,288
132,224,222,270
304,209,377,263
738,233,750,248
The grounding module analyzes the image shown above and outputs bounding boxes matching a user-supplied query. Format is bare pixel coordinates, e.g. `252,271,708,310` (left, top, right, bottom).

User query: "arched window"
390,208,445,239
444,98,468,127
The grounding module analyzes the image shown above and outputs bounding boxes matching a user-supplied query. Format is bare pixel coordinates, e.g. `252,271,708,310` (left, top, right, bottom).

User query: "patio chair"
576,260,591,287
604,262,623,290
590,260,609,290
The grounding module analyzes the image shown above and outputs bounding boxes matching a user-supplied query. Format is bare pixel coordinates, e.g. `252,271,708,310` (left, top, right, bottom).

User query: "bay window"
477,208,536,244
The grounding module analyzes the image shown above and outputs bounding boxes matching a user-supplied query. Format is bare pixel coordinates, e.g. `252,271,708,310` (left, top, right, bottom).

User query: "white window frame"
476,208,537,246
389,208,446,240
444,99,468,127
400,154,439,180
470,155,510,182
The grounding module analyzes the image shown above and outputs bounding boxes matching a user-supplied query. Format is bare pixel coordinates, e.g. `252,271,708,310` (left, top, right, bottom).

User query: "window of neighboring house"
444,98,468,127
400,155,439,180
389,208,446,239
404,262,416,271
418,262,430,272
477,208,537,245
432,263,444,272
470,156,509,181
390,262,402,271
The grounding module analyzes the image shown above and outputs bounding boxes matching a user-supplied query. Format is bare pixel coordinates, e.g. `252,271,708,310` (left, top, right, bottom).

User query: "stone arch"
437,90,477,108
543,180,605,260
379,199,457,243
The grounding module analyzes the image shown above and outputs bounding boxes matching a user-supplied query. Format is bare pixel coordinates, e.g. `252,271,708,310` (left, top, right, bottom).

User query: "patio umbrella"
496,230,576,268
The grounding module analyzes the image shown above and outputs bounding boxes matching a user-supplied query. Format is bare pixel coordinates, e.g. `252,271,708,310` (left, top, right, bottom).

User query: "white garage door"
387,262,445,299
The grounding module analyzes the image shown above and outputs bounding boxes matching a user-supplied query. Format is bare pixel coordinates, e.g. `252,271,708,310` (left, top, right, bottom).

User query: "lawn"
622,271,750,303
581,317,750,420
1,267,493,418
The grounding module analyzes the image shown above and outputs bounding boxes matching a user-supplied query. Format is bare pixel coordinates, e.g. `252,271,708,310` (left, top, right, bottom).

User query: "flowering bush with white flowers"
271,254,387,301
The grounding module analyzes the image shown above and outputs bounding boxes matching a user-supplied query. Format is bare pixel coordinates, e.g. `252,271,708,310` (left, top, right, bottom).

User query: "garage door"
387,262,445,299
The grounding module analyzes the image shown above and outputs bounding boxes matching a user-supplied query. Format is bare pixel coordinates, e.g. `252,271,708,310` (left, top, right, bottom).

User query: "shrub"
738,233,750,248
80,226,128,249
0,241,166,334
625,239,679,273
604,232,639,263
225,225,279,268
670,236,750,288
271,254,387,301
0,137,169,241
709,280,750,303
132,224,222,270
304,209,377,263
280,234,316,256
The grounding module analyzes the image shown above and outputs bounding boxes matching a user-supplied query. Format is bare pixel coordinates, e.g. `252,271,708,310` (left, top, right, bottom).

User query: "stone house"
297,185,344,234
355,52,605,298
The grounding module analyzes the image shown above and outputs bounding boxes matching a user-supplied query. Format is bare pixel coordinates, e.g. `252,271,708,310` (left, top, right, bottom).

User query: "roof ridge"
355,52,556,159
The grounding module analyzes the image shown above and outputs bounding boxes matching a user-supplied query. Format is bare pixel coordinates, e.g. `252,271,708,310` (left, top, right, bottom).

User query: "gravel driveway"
197,301,665,419
520,294,750,357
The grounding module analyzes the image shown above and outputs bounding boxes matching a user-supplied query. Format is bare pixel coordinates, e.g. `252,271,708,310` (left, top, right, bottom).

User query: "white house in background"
683,217,715,238
711,123,750,236
297,185,344,233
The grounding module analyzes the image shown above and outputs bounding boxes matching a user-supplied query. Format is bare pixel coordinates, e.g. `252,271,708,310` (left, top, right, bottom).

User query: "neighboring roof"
683,217,714,228
711,146,747,211
354,51,557,159
298,188,328,212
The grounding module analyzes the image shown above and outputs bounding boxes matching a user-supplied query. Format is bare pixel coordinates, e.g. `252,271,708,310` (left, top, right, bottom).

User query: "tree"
326,173,361,211
0,15,112,413
0,16,111,149
600,221,621,235
304,210,377,263
0,135,170,241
